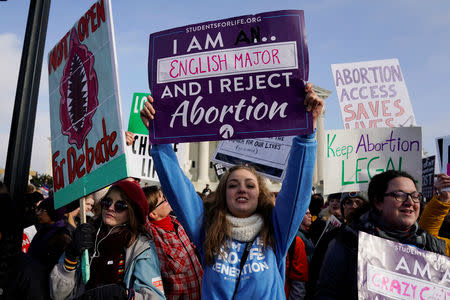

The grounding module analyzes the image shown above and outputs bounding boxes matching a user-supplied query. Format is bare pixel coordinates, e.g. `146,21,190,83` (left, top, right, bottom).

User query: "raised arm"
140,97,205,250
272,83,323,261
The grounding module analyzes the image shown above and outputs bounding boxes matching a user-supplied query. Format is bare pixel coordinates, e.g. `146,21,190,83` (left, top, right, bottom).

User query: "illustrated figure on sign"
59,28,98,149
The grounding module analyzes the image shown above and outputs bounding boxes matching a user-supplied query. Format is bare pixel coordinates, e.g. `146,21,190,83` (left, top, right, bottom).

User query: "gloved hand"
76,284,128,300
65,223,96,262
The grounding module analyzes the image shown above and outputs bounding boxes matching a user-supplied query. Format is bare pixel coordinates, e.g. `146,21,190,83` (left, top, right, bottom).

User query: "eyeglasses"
383,191,423,203
153,197,167,210
101,197,128,212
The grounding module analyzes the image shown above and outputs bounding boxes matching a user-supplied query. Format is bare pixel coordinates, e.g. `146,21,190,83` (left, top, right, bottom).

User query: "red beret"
111,180,148,224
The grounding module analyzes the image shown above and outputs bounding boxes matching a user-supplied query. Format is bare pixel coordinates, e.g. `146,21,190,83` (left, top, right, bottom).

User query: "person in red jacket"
285,235,309,300
144,185,203,299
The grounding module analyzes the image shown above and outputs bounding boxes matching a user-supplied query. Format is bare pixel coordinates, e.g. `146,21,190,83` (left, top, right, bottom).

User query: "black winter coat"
314,210,446,300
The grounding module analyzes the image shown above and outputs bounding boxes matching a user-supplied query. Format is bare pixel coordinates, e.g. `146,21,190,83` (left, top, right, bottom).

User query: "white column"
315,108,326,191
311,85,331,194
197,141,210,183
181,143,192,179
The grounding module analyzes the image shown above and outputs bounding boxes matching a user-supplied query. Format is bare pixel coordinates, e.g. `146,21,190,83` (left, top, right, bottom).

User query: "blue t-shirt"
151,133,316,299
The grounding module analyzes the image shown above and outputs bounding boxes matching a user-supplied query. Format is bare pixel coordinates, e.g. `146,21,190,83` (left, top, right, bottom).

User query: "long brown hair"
102,186,149,247
203,165,275,264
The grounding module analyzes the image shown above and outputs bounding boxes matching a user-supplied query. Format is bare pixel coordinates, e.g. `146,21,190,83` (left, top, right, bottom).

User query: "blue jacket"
50,234,165,299
151,133,317,299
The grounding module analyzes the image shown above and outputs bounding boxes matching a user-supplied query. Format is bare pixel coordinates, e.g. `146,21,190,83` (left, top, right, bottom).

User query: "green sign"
127,92,151,135
48,0,128,209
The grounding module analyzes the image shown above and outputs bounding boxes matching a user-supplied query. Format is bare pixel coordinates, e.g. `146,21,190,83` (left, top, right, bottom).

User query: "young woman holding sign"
49,180,165,300
140,83,323,299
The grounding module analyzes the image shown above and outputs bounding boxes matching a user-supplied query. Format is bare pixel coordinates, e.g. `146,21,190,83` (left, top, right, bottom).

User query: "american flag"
40,185,50,198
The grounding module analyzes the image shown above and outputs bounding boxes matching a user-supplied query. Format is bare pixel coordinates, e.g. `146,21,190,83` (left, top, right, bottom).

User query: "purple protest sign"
148,10,310,144
358,231,450,299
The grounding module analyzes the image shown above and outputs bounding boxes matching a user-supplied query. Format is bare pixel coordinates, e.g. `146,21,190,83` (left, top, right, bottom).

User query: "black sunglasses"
101,197,128,212
153,197,167,210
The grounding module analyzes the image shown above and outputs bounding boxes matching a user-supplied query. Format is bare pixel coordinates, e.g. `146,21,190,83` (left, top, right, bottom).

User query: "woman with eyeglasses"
28,197,70,273
50,180,165,300
315,170,446,299
339,191,369,223
306,192,369,298
143,186,203,299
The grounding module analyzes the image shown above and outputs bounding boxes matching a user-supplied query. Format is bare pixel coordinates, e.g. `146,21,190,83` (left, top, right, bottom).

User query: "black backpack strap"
232,240,254,300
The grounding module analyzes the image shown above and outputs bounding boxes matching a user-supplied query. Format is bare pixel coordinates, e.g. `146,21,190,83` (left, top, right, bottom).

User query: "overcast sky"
1,0,449,174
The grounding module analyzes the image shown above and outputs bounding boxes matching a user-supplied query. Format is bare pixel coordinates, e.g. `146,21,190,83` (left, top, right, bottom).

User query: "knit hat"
340,191,367,203
111,180,148,224
37,196,66,222
340,191,368,217
24,191,44,206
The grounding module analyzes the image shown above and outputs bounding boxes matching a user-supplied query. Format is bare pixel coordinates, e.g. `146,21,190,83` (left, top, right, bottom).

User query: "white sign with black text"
212,136,294,182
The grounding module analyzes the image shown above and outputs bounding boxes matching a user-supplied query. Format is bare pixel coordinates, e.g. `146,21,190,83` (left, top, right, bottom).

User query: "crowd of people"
0,84,449,299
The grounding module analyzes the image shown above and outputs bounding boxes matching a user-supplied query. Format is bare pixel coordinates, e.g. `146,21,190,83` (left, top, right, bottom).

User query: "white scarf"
226,214,263,242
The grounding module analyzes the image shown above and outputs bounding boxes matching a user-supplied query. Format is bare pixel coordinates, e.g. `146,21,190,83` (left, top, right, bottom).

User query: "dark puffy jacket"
3,253,50,300
27,220,71,274
315,210,446,300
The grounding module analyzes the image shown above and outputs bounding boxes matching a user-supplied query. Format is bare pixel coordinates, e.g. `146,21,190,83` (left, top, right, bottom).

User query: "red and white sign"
22,225,37,253
331,58,416,129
